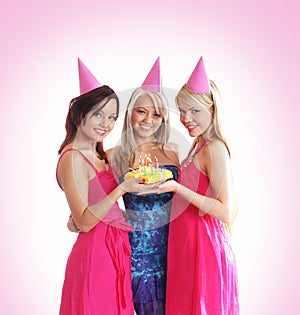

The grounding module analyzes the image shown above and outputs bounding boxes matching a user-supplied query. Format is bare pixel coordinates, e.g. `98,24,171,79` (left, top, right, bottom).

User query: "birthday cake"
124,154,173,184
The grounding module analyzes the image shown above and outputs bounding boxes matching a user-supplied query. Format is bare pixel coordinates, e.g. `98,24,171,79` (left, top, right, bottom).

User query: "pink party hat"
186,56,210,94
78,58,102,95
141,57,161,92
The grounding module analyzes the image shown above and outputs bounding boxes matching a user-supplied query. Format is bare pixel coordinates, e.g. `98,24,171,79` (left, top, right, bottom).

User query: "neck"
72,133,98,152
196,135,206,145
134,135,157,148
136,141,159,152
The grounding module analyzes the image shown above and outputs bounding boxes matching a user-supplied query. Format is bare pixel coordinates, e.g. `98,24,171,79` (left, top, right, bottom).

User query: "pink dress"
166,159,239,315
57,149,134,315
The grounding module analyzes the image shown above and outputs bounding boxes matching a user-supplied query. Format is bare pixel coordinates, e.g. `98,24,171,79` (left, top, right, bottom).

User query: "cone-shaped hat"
78,58,101,95
141,57,161,92
186,57,210,94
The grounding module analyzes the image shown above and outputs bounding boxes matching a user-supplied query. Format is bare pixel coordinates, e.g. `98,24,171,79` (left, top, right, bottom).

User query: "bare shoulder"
57,149,88,187
205,140,231,172
58,149,87,171
165,142,180,165
206,140,228,157
165,142,179,153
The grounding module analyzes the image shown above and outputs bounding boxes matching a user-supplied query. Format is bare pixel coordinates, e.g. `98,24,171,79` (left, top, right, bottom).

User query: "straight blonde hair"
176,81,237,234
111,87,170,175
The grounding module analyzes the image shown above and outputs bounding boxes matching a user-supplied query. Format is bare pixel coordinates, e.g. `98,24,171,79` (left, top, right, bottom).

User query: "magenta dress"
57,149,134,315
166,159,239,315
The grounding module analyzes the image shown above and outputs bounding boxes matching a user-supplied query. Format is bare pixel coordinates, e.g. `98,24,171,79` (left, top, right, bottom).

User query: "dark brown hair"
58,85,119,163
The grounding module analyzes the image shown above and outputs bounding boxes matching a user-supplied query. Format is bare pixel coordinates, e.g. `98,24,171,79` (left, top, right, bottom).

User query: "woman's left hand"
156,180,179,194
67,215,81,233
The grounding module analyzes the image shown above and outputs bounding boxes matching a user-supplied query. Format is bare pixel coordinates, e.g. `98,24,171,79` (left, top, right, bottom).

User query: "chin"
96,135,107,142
188,130,199,137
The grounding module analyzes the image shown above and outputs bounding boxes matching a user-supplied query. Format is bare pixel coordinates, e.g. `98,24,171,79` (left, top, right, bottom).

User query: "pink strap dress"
166,146,239,315
57,149,134,315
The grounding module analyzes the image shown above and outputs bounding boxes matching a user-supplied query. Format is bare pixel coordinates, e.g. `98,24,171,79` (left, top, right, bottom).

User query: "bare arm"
156,141,234,223
58,151,154,232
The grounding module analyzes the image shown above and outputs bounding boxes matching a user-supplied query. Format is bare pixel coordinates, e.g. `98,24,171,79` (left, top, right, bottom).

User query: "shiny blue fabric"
121,165,178,315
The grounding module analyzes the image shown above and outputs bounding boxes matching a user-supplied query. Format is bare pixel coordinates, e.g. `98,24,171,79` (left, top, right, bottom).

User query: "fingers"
136,190,158,195
134,182,158,195
70,216,81,233
136,184,159,195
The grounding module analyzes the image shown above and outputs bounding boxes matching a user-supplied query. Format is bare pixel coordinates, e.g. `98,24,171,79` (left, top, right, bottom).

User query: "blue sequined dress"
121,165,178,315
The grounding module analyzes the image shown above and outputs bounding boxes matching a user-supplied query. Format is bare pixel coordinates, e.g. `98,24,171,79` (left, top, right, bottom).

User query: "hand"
67,215,81,233
156,180,179,194
120,177,158,195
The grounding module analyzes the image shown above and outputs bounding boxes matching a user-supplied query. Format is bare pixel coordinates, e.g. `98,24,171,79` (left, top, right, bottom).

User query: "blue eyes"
179,109,200,115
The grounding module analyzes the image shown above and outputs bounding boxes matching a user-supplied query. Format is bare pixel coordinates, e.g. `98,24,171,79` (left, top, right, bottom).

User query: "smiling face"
80,98,118,142
131,94,163,142
177,97,212,138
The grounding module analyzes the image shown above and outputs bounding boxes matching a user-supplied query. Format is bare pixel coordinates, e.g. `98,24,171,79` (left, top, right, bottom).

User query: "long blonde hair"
176,81,237,234
111,87,170,175
176,81,230,155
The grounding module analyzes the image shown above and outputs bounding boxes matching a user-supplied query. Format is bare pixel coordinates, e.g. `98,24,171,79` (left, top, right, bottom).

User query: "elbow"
73,220,95,233
74,207,100,233
221,207,230,223
79,226,90,233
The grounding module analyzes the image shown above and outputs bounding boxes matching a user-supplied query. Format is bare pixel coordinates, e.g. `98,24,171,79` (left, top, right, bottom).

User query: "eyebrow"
135,106,156,112
103,110,118,116
179,106,195,111
92,108,117,116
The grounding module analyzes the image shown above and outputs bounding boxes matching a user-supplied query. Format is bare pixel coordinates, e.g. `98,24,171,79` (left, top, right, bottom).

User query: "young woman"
156,57,239,315
57,59,150,315
110,58,180,315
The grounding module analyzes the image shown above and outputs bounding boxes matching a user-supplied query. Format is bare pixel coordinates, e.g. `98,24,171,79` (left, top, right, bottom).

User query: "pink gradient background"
1,0,299,314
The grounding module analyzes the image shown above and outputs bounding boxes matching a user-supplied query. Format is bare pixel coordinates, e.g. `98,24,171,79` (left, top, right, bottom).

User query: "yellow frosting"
124,168,173,184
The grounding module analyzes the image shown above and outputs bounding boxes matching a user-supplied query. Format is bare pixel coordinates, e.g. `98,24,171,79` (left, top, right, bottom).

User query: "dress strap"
56,148,99,189
194,141,207,154
60,148,99,173
180,141,207,172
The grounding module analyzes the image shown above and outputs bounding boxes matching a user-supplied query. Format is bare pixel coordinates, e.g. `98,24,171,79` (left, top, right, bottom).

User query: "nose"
143,113,152,124
99,115,110,127
182,111,192,123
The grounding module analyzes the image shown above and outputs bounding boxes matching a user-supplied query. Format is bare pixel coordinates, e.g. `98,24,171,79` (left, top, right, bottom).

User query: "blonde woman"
156,57,239,315
110,59,179,315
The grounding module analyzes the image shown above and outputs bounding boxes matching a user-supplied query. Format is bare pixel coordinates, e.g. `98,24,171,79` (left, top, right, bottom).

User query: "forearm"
177,184,230,223
88,185,125,219
76,179,153,232
77,185,125,232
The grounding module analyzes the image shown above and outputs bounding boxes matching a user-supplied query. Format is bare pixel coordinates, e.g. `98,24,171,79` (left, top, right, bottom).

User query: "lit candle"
150,166,154,175
148,154,151,166
154,156,159,169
